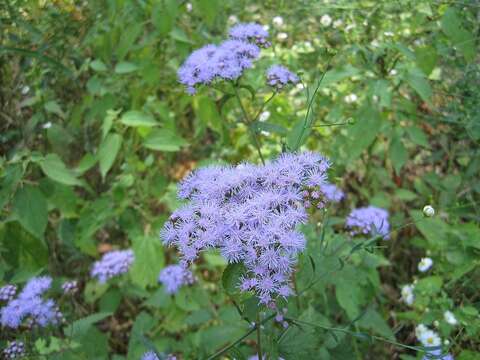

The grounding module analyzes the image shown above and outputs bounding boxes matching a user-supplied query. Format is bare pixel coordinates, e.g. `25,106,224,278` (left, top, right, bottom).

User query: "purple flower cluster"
0,284,17,302
346,206,390,239
229,23,270,47
91,249,135,283
320,182,345,202
266,65,299,90
0,276,60,329
158,265,195,295
178,23,267,94
61,280,78,294
3,341,25,359
161,152,330,304
141,352,176,360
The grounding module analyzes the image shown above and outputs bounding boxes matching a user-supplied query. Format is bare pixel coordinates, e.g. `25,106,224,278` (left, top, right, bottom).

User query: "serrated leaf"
66,312,112,338
406,70,432,105
12,185,48,239
143,128,187,152
44,100,65,118
441,7,476,62
130,235,165,289
120,110,157,127
98,133,122,179
0,163,23,210
390,134,408,174
39,154,83,186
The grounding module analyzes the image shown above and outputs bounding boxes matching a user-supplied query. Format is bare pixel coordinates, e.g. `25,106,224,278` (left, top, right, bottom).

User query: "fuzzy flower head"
141,352,159,360
91,249,134,283
0,276,60,329
229,22,270,47
161,152,331,304
158,265,195,294
3,341,25,359
0,284,17,302
418,257,433,272
61,280,78,295
178,40,260,94
320,183,344,202
444,310,458,326
401,284,415,306
266,65,299,91
345,206,390,239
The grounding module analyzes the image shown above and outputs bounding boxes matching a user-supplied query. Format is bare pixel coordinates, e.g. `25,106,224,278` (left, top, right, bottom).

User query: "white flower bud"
423,205,435,217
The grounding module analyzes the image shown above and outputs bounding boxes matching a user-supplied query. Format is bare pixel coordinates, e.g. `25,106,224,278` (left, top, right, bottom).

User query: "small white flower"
320,14,332,27
419,329,441,348
444,311,458,326
259,111,270,122
401,284,415,306
433,320,439,327
423,205,435,217
272,16,284,28
333,19,343,28
371,39,380,47
263,24,270,31
277,32,288,41
345,24,356,32
415,324,427,338
344,93,358,104
227,15,238,25
185,2,192,12
42,122,52,129
389,69,398,76
418,257,433,272
384,31,394,37
261,131,270,136
372,95,379,103
21,86,30,95
444,339,450,346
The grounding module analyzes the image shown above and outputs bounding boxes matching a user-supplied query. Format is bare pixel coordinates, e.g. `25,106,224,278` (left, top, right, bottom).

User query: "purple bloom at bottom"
0,284,17,302
3,341,25,359
158,265,195,294
320,183,344,202
141,352,176,360
266,65,299,90
423,353,454,360
346,206,390,239
0,276,59,329
249,356,284,360
91,249,135,283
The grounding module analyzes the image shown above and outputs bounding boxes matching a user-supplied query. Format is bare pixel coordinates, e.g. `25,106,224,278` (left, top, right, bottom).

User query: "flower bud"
423,205,435,217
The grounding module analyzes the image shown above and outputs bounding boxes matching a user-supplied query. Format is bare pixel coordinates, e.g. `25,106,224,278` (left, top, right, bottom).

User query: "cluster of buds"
3,341,25,359
301,188,326,211
0,284,17,302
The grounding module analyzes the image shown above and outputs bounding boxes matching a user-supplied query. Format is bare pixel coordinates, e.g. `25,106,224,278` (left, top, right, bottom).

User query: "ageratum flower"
178,40,260,94
0,284,17,302
266,65,299,90
3,341,25,359
229,22,270,47
345,206,390,239
91,249,134,283
160,152,330,304
158,265,195,294
320,183,344,202
61,280,78,294
0,276,60,329
141,352,176,360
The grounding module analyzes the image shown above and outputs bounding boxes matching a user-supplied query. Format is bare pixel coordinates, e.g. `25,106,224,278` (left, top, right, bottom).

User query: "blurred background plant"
0,0,479,359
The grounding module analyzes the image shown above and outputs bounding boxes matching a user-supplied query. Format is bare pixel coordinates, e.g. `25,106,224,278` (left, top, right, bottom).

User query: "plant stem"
232,84,265,164
256,311,263,360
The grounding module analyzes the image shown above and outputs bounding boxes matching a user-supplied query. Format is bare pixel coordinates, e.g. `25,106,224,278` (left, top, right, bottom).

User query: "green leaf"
406,70,432,105
143,128,187,152
415,276,443,295
44,100,65,118
196,0,220,26
98,133,122,179
120,110,158,127
222,263,246,295
252,121,288,136
152,0,178,36
12,185,48,239
389,133,408,174
357,308,395,340
114,62,139,74
90,59,107,72
415,46,438,76
346,107,382,159
0,163,23,210
321,66,361,88
116,22,143,61
441,7,476,62
39,154,83,186
130,235,165,289
127,312,155,360
287,117,311,151
406,126,429,147
194,96,222,134
66,312,112,338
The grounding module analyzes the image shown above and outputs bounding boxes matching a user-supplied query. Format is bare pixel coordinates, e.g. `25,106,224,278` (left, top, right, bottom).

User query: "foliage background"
0,0,479,359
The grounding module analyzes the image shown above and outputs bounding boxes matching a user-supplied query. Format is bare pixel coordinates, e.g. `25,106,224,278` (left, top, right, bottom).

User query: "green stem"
256,311,263,360
252,92,276,122
232,84,265,164
206,314,275,360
